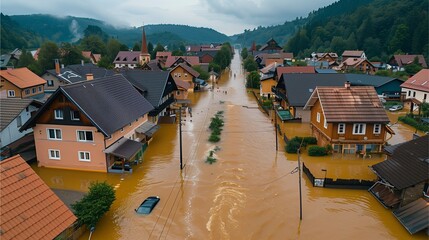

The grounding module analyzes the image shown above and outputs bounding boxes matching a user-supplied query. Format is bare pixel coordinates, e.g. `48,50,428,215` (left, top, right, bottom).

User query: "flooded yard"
32,50,426,239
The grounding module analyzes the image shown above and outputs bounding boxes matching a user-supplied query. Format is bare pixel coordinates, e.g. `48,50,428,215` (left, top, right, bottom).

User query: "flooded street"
33,50,426,240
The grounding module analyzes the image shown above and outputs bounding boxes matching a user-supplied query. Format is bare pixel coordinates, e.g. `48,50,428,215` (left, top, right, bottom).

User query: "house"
259,38,283,53
119,70,178,123
173,79,192,106
0,98,42,149
341,50,366,61
388,54,428,71
0,155,77,240
274,66,316,81
338,58,376,74
400,69,429,110
369,135,429,234
170,63,201,91
82,51,101,64
315,52,338,63
273,73,403,122
0,48,21,69
196,51,217,64
257,53,294,67
155,51,172,68
260,74,276,98
141,60,162,71
303,82,393,154
165,56,200,68
0,67,46,99
20,75,155,172
114,25,151,69
42,62,115,92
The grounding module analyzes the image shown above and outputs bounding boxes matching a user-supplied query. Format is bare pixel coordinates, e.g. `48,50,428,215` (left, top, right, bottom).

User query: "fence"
302,163,375,190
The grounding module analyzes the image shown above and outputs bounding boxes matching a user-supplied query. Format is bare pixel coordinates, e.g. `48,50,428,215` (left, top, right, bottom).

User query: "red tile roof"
156,52,172,58
174,78,191,90
393,55,428,68
0,68,46,89
0,155,77,240
276,66,315,75
400,69,429,92
342,50,364,57
305,85,389,123
113,51,140,64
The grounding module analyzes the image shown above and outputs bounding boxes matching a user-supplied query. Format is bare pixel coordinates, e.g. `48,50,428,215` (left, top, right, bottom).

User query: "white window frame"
316,112,321,123
78,151,91,162
47,80,54,86
48,149,60,160
373,124,381,134
338,123,345,134
54,109,63,119
184,73,188,77
323,118,328,129
25,89,30,95
352,123,366,135
7,90,15,97
77,130,94,142
47,128,62,140
71,111,80,121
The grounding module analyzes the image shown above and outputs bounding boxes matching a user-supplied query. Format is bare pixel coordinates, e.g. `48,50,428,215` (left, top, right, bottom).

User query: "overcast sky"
1,0,337,35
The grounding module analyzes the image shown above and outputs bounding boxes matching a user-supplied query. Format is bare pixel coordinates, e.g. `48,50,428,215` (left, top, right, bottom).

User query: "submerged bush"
209,134,221,142
308,146,328,156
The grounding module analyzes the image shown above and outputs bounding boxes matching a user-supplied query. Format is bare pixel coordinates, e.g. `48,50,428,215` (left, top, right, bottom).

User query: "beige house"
400,69,429,110
20,75,156,172
170,63,201,91
0,67,45,99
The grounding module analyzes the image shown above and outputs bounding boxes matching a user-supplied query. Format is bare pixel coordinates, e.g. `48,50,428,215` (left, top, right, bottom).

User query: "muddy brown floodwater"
32,50,426,240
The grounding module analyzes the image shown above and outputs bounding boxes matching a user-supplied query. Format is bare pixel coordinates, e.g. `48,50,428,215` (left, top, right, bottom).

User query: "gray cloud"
1,0,337,35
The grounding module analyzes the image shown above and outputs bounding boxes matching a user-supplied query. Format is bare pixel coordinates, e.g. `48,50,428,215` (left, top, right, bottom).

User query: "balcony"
271,86,287,101
149,96,175,116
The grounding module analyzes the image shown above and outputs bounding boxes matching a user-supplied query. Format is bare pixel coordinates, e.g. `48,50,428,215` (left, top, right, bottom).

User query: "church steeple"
139,24,150,65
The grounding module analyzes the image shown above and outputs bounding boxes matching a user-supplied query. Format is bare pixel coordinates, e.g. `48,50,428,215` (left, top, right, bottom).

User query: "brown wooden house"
304,82,393,154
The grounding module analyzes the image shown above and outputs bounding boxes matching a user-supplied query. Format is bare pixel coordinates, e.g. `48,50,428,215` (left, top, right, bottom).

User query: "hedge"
308,146,328,156
398,116,429,132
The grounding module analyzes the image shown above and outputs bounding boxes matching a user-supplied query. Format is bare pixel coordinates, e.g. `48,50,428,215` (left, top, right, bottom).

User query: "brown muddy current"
32,50,426,240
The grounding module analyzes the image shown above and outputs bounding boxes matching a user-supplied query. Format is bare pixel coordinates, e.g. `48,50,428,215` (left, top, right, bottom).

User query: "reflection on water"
31,50,427,240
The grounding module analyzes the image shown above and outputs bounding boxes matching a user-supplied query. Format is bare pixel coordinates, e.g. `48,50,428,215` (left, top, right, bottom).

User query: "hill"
5,14,230,48
0,13,43,53
284,0,428,59
233,0,373,48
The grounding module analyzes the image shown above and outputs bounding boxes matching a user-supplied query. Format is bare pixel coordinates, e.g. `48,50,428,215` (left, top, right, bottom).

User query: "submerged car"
389,105,403,112
135,196,160,214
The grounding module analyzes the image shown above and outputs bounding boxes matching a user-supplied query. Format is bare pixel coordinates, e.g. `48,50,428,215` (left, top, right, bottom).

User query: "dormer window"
71,111,80,120
54,109,63,119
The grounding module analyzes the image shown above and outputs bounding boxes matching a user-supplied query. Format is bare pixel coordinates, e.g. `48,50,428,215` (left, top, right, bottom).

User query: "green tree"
192,65,209,80
151,43,165,59
389,24,409,53
241,47,248,59
172,49,183,56
60,42,84,66
243,56,258,72
84,25,109,41
132,42,140,51
246,71,260,89
208,63,221,74
71,181,115,229
212,43,232,70
38,41,60,72
80,35,106,55
17,49,42,75
147,42,154,54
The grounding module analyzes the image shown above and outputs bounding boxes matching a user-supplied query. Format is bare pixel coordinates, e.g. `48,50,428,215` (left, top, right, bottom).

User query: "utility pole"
274,105,278,151
179,106,183,170
297,149,303,220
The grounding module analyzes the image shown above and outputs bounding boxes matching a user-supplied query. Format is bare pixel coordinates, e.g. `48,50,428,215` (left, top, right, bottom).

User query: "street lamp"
297,148,302,220
321,169,327,187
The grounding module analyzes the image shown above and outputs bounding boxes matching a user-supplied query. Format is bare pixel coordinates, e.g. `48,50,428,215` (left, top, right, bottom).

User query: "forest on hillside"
284,0,428,60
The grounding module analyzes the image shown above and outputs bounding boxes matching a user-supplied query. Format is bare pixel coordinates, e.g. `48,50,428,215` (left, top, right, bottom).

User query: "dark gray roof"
315,68,337,74
345,74,403,88
372,135,429,190
280,73,403,107
104,137,142,160
21,74,153,136
46,63,115,84
119,70,177,108
0,98,41,131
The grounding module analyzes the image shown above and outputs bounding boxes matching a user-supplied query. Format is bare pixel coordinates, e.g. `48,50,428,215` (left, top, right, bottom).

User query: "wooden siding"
260,78,276,96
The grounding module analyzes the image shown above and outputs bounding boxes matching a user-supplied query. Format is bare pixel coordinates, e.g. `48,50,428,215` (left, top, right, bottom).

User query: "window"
373,124,381,134
424,94,427,101
178,73,181,77
47,80,54,86
32,88,36,93
174,73,178,77
38,86,42,92
71,111,80,120
316,112,320,123
54,109,63,119
184,73,188,77
49,149,60,160
323,118,328,129
338,123,345,134
413,91,416,97
47,129,62,140
77,130,94,142
78,151,90,161
7,90,15,97
177,90,180,95
16,116,22,127
353,123,366,135
408,91,411,97
25,89,30,95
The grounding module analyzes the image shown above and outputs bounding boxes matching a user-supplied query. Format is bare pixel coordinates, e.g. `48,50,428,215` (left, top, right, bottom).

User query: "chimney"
86,73,94,81
55,59,60,75
61,64,64,69
81,60,84,66
345,81,351,89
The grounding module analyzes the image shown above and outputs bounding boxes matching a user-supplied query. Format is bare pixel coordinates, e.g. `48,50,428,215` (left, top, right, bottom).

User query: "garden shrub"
399,116,429,132
308,146,328,156
286,140,301,153
209,134,220,142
